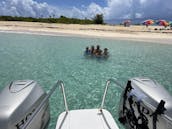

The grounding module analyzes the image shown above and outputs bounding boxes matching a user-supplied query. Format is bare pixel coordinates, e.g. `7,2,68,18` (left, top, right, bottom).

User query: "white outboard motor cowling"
118,77,172,129
0,80,50,129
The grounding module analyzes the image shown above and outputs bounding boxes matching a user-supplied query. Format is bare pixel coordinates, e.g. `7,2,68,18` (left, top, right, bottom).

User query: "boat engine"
118,77,172,129
0,80,50,129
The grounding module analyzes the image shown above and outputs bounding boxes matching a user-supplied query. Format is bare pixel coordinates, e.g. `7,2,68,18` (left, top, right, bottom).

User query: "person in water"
90,45,95,55
95,45,101,54
96,50,103,57
84,45,109,58
103,48,108,56
85,47,90,55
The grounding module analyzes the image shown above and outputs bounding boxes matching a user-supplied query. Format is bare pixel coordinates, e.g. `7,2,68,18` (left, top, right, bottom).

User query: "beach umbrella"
123,20,131,27
142,19,154,27
156,20,169,27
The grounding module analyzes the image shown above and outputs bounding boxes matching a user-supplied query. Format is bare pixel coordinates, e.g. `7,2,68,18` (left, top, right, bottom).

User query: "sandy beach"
0,21,172,44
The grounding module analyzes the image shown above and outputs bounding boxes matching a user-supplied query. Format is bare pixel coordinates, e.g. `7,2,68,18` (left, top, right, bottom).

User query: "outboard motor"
0,80,50,129
118,77,172,129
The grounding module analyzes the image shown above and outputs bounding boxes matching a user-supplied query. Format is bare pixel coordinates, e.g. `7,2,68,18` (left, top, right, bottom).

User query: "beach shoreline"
0,21,172,44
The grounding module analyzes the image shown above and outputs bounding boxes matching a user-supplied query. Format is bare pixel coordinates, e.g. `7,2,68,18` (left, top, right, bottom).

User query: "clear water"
0,32,172,129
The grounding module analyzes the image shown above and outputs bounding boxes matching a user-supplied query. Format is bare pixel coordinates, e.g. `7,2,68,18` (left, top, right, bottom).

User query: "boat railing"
22,80,68,129
100,78,124,111
58,80,69,112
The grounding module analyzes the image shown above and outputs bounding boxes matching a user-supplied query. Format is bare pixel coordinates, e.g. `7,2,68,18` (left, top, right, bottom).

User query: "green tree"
93,14,104,24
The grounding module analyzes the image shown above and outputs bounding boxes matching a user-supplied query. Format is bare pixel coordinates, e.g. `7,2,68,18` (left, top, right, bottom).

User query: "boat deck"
55,109,119,129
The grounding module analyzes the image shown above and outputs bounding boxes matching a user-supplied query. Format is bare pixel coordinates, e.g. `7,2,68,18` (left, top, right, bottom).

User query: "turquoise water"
0,32,172,129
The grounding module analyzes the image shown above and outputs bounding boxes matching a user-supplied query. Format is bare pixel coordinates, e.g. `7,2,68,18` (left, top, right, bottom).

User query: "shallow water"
0,32,172,129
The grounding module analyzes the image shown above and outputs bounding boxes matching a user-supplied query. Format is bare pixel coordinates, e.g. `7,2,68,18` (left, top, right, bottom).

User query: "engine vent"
9,80,34,93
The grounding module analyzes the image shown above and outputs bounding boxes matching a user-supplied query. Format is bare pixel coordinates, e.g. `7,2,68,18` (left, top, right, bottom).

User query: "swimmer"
85,47,90,55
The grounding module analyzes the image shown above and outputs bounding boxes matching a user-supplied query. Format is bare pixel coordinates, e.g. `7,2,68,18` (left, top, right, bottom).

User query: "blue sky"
0,0,172,20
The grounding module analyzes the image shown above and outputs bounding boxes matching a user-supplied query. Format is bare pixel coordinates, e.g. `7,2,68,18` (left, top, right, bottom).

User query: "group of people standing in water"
84,45,109,58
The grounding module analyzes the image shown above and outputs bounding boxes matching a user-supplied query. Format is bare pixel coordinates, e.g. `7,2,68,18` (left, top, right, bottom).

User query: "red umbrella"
142,19,154,27
156,20,169,27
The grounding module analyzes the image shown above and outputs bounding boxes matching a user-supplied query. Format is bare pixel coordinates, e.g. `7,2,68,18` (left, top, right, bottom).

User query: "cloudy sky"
0,0,172,20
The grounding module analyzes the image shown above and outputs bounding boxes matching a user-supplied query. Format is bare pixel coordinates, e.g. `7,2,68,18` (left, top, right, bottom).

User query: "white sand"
0,21,172,44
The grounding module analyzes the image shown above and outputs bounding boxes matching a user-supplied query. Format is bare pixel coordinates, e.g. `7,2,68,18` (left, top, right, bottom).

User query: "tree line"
0,14,104,24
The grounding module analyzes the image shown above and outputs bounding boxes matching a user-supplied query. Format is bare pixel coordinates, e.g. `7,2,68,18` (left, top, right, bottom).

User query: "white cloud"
74,3,104,19
0,0,172,20
104,0,172,19
104,0,132,19
0,0,59,17
86,3,104,18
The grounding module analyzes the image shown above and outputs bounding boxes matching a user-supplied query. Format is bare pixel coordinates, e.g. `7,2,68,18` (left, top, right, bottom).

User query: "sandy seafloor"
0,21,172,129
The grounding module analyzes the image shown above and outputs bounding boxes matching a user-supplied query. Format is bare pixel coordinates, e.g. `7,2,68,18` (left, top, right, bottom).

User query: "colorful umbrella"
142,19,154,27
123,20,131,27
156,20,169,27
